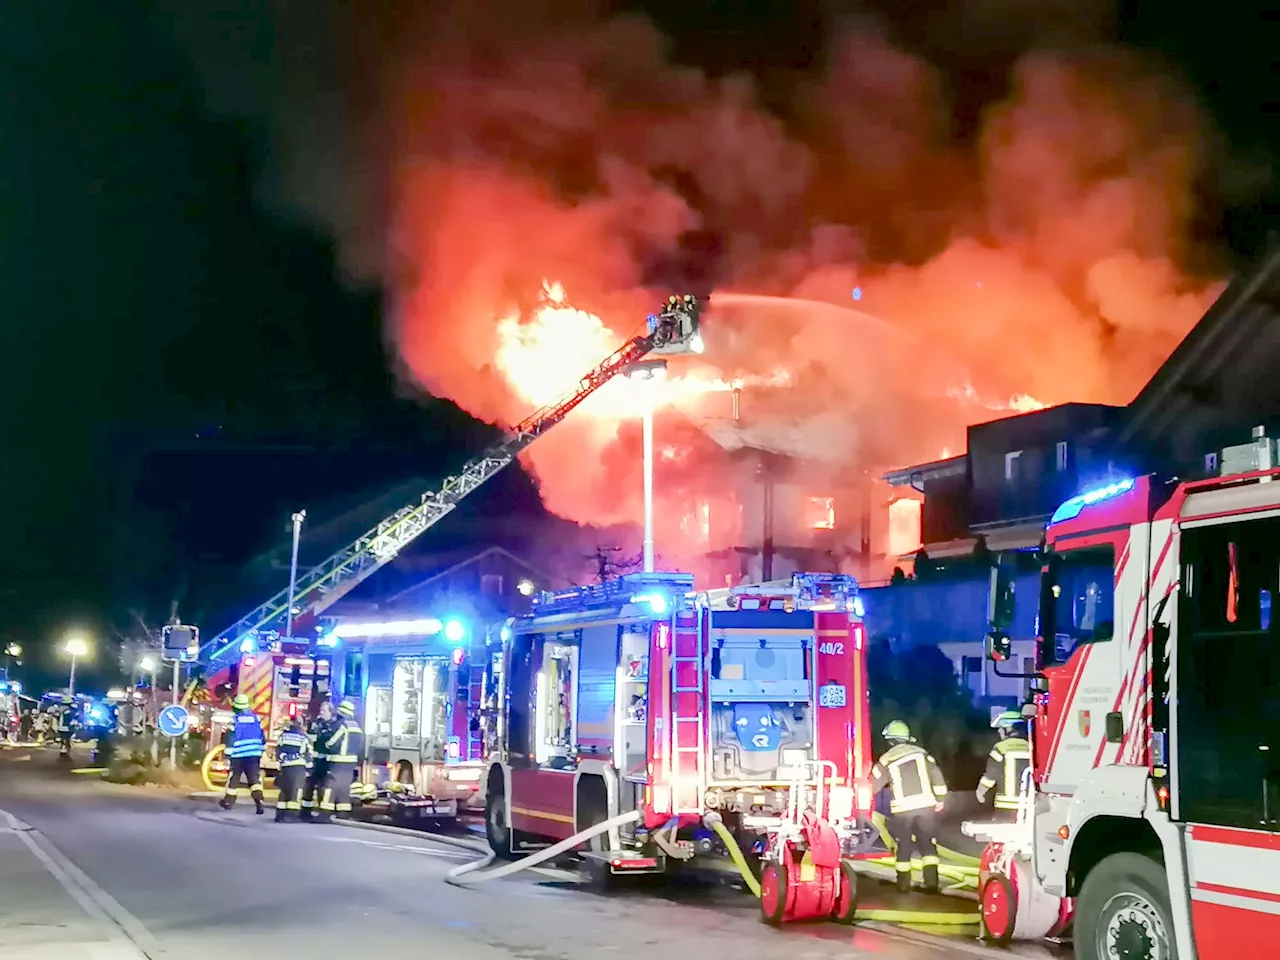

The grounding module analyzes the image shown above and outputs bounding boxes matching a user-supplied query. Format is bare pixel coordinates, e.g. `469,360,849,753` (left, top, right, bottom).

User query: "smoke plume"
275,2,1240,558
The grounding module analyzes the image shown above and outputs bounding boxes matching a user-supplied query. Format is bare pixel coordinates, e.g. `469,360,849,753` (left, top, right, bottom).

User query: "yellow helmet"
882,720,913,742
231,694,250,711
337,700,356,718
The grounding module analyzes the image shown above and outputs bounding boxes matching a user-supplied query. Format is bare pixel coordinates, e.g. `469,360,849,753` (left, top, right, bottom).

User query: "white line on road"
0,808,157,959
315,835,476,859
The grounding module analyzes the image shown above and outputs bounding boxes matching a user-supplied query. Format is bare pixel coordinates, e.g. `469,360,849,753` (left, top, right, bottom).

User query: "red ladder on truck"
670,609,706,813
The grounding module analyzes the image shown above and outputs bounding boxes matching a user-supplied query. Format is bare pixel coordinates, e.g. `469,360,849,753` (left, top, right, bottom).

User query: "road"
0,746,1065,960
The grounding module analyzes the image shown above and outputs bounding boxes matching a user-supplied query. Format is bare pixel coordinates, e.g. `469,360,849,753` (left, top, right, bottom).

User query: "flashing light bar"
630,592,669,615
1049,477,1135,525
331,618,444,639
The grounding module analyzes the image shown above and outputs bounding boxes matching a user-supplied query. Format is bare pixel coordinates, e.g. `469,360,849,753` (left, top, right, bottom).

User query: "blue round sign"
157,705,189,738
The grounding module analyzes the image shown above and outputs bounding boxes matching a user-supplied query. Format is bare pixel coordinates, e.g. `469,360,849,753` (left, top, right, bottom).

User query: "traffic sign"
157,704,189,737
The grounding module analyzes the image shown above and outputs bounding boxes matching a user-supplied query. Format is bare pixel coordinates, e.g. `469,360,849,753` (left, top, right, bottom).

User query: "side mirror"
986,631,1012,662
987,562,1016,631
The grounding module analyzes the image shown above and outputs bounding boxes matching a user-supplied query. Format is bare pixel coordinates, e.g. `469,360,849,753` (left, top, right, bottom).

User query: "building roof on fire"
881,455,967,490
1117,244,1280,463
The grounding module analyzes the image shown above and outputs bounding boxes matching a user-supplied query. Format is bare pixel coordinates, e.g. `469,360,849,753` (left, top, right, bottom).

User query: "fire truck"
980,427,1280,960
325,616,487,817
480,571,873,882
203,638,333,776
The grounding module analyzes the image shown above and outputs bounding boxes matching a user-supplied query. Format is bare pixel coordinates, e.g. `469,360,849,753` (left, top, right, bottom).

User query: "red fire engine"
977,427,1280,959
326,616,487,818
202,637,332,777
481,571,872,883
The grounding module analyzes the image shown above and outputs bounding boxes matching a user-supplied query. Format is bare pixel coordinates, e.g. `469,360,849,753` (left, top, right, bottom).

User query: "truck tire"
485,777,518,861
1076,852,1177,960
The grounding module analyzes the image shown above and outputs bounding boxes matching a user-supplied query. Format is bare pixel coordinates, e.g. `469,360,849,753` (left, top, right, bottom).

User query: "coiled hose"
444,809,642,888
705,812,981,926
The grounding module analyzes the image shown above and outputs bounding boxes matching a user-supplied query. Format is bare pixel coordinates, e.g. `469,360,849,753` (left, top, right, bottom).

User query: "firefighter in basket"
274,717,311,821
871,720,948,893
220,695,266,814
975,710,1031,820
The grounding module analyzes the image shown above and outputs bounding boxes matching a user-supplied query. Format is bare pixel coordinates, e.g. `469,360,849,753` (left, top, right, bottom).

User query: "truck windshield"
1039,545,1116,666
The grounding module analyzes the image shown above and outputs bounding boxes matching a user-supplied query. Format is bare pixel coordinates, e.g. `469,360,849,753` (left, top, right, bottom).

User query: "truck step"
579,850,666,874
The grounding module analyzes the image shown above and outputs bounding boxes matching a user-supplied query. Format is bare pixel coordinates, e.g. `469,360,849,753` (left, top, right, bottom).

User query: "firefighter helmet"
882,720,913,742
992,710,1026,737
337,700,356,718
231,694,251,711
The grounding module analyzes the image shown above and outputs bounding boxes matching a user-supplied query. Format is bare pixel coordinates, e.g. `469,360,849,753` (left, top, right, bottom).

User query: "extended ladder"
201,295,703,663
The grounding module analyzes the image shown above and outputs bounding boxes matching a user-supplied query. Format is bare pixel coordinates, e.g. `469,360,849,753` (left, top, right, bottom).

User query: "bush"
867,636,991,790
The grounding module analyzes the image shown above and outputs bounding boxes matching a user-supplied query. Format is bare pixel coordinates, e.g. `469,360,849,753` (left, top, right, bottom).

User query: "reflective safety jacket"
977,737,1031,810
324,719,363,764
871,742,949,815
224,711,266,759
55,706,74,734
276,729,311,767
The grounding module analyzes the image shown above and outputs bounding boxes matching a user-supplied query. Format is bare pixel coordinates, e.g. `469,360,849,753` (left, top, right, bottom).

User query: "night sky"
0,1,1276,693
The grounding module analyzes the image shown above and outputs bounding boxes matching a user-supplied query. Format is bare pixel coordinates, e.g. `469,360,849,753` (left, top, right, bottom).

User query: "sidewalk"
0,821,143,959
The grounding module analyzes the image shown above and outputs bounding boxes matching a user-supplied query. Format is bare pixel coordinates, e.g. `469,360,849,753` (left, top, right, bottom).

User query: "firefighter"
220,695,266,814
319,700,363,821
300,700,335,820
274,717,311,822
55,696,75,758
976,710,1032,818
871,720,948,893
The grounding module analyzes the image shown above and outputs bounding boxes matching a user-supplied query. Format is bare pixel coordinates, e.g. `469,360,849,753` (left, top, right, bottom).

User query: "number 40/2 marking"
818,641,844,656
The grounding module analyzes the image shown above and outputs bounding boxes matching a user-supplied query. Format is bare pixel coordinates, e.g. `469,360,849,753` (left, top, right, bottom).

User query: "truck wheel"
981,874,1016,945
1076,853,1177,960
759,862,788,926
485,780,518,861
831,860,859,925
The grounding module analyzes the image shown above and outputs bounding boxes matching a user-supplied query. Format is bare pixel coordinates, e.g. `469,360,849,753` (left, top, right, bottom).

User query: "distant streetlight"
4,642,20,658
517,579,536,597
138,655,157,674
627,359,668,573
63,633,91,696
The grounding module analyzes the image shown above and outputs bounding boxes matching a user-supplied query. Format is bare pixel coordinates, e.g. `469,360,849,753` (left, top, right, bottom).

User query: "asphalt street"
0,746,1067,960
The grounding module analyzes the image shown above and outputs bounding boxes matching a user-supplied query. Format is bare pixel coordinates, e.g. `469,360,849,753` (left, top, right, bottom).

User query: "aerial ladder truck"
195,294,704,771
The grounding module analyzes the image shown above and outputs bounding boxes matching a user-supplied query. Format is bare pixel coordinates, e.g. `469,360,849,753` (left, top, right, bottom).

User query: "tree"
866,635,991,788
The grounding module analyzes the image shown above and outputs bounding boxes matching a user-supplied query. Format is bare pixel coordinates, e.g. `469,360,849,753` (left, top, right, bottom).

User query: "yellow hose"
857,909,981,924
705,815,762,898
200,744,279,798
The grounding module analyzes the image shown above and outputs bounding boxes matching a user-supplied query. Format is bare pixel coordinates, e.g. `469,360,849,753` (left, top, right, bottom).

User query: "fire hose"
444,809,642,888
706,812,982,926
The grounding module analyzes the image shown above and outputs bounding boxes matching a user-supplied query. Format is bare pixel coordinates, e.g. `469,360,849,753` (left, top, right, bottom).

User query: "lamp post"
627,360,668,573
63,634,90,697
285,510,307,638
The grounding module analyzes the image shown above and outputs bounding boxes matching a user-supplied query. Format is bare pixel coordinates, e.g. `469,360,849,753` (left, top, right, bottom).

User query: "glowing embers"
805,496,836,530
1049,478,1136,525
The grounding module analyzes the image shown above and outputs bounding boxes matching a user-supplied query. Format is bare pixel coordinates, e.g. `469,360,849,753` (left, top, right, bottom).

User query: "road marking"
0,808,157,959
315,835,475,859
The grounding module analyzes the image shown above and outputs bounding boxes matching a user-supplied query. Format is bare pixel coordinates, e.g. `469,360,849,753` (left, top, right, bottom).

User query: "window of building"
481,574,505,596
1177,516,1280,829
1005,450,1023,482
1056,441,1069,472
805,496,836,530
961,656,982,675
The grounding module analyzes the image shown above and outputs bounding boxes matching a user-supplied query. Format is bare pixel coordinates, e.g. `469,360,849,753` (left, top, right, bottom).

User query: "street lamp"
63,633,91,697
138,655,157,675
627,359,668,573
285,509,307,638
4,643,20,658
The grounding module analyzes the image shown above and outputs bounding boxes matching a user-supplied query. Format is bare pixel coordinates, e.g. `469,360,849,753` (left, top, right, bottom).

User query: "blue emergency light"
443,619,466,643
1049,478,1135,525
